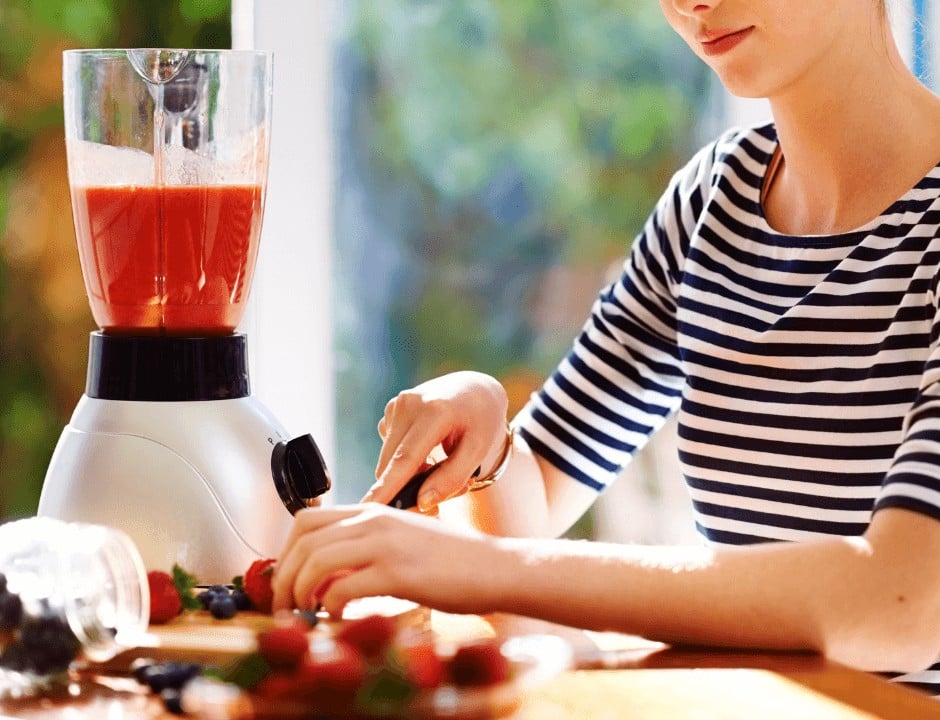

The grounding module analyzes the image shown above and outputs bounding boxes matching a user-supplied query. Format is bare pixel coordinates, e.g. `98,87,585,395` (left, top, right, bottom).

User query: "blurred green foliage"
331,0,713,530
0,0,230,520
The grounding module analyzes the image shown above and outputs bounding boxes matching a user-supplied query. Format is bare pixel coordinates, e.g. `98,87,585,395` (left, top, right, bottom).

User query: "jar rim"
62,48,272,58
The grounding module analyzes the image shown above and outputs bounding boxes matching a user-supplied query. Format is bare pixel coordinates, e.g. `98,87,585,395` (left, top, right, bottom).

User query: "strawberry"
147,571,182,624
335,613,398,658
256,624,309,669
243,558,276,614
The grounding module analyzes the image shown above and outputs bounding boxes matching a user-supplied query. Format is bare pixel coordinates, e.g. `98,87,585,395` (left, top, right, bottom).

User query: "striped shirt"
517,122,940,692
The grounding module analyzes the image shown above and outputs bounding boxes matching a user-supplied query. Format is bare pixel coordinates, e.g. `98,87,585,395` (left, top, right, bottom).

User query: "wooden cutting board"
96,596,430,673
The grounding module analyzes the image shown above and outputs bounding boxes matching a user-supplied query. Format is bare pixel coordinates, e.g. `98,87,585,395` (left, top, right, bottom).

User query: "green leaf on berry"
198,665,228,682
231,575,244,591
171,564,202,611
221,652,271,690
356,666,415,716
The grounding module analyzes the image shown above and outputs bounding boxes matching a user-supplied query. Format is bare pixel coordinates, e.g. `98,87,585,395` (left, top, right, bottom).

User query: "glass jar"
0,517,148,686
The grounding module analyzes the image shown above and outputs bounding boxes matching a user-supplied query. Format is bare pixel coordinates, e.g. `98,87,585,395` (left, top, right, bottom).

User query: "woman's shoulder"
714,121,777,161
693,121,777,176
666,121,777,199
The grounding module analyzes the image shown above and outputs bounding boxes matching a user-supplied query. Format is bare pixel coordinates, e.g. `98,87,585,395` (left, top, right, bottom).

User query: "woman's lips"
699,27,755,57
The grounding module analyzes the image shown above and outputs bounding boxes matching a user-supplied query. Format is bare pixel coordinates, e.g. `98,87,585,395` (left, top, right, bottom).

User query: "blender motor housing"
39,333,330,584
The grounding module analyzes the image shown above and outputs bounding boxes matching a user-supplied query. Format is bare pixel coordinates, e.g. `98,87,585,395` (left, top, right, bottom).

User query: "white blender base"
39,395,296,584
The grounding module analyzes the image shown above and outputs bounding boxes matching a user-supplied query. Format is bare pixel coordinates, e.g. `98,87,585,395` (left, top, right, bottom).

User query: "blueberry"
297,608,320,627
131,658,156,682
18,613,81,674
197,585,227,609
161,687,185,715
0,591,23,631
0,642,28,672
209,594,237,620
139,662,202,692
0,573,7,593
231,589,253,611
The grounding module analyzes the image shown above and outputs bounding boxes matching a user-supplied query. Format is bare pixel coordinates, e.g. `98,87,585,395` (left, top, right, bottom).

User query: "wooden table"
1,607,938,720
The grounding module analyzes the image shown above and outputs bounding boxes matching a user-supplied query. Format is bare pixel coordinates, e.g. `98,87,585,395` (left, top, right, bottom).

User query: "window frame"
232,0,337,475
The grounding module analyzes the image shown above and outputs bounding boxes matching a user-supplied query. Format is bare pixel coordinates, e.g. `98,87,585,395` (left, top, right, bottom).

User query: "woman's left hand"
271,504,505,617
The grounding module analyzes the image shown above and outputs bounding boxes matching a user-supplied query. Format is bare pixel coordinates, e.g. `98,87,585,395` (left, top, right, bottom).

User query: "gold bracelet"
467,424,514,492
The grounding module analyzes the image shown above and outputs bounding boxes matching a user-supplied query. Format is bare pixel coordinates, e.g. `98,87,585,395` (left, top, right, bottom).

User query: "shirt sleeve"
515,141,717,492
874,259,940,521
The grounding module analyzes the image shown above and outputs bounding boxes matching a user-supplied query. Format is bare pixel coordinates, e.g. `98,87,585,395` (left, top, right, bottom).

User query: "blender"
38,49,330,583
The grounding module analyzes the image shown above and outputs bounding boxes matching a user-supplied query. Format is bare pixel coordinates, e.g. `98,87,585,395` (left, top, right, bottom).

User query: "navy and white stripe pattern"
517,122,940,691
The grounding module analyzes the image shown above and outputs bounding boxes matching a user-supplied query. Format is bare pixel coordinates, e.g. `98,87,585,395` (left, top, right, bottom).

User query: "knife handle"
388,465,437,510
387,462,484,510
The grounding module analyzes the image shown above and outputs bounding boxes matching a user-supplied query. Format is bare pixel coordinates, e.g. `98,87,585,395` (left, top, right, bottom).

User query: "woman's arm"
444,434,603,538
271,503,940,674
361,369,599,538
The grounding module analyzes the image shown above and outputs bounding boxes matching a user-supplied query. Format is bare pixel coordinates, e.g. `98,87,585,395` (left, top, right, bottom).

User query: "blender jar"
62,49,273,335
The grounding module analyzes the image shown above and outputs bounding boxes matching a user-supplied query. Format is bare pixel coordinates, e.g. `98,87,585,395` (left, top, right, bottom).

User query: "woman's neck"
763,20,940,235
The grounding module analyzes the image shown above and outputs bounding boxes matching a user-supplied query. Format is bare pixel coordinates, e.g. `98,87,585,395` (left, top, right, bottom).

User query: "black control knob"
271,434,332,514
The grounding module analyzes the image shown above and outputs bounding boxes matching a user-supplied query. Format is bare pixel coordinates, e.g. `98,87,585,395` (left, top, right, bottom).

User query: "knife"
388,463,483,510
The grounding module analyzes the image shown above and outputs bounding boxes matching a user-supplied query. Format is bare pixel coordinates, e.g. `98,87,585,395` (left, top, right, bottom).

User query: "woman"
273,0,940,692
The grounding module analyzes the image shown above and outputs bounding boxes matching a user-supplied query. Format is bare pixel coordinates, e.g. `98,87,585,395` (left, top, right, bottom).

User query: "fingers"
289,538,366,611
273,503,444,613
273,533,372,612
365,375,509,508
272,506,369,611
271,504,481,616
368,420,443,505
408,458,476,513
369,413,485,509
317,566,389,618
278,505,364,559
374,396,407,481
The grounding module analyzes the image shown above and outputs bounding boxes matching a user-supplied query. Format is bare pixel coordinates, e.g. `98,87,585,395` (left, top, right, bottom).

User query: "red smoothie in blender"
70,183,264,335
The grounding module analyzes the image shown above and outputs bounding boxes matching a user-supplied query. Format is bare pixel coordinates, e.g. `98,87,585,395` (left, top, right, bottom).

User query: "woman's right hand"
362,371,509,512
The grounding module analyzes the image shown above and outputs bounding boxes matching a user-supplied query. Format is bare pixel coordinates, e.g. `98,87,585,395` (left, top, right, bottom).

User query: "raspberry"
447,638,510,686
252,670,304,700
335,614,398,658
400,641,445,689
297,637,366,696
256,624,309,669
148,571,183,624
242,558,276,614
